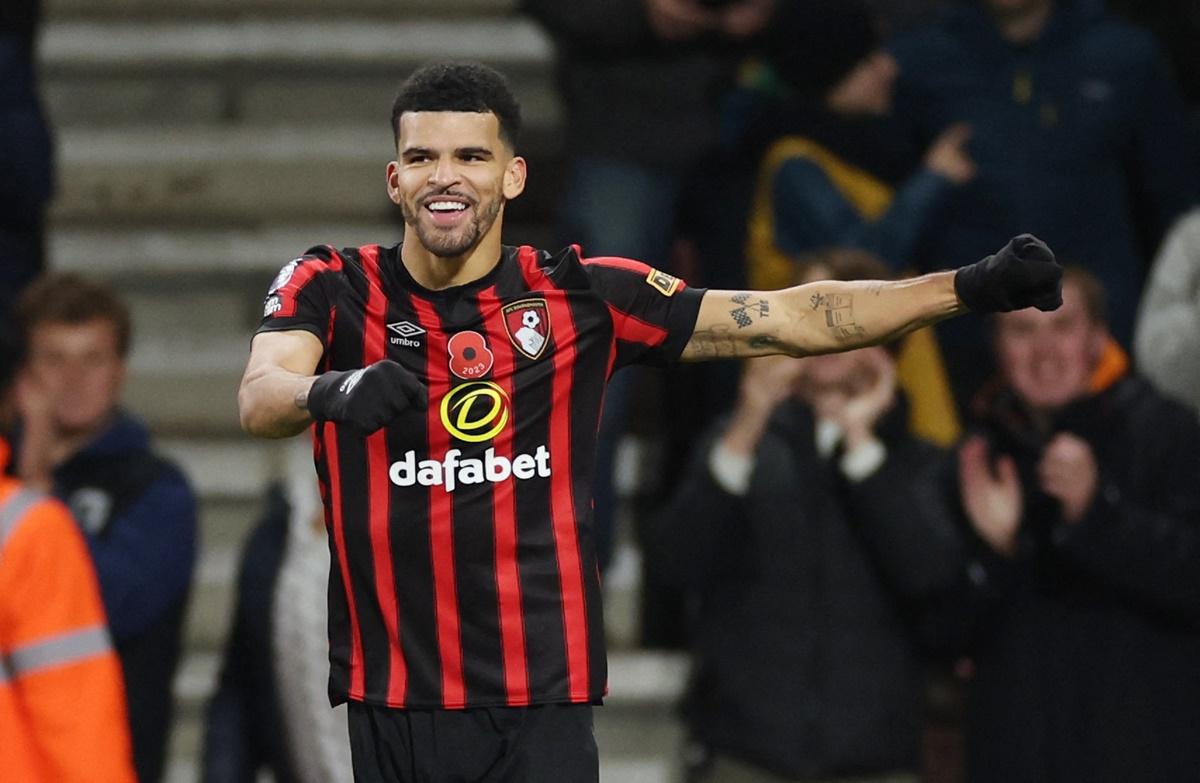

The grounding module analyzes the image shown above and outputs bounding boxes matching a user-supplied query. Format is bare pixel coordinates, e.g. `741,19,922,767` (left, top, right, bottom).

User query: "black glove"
954,234,1062,313
307,359,428,435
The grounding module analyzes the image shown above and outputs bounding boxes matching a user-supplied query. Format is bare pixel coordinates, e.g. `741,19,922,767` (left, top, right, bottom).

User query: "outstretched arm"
682,272,961,360
681,234,1060,360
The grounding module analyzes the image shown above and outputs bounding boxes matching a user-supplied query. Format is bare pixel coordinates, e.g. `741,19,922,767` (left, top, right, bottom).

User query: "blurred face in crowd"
826,50,899,116
985,0,1053,21
794,346,891,404
387,110,526,260
994,279,1106,412
25,318,126,437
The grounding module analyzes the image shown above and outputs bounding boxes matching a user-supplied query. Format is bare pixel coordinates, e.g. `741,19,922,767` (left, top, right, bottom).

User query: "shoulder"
515,243,679,294
771,155,835,196
266,244,369,296
1077,14,1162,63
1114,376,1199,433
1,487,85,557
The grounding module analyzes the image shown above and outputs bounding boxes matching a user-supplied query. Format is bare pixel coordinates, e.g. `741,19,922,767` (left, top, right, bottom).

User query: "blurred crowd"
3,0,1199,781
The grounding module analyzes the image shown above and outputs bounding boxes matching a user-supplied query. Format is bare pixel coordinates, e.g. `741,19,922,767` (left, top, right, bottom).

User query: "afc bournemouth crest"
502,298,551,360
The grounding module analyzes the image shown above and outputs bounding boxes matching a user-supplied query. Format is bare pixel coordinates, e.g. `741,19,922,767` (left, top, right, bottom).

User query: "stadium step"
46,0,520,22
39,17,556,128
50,124,563,226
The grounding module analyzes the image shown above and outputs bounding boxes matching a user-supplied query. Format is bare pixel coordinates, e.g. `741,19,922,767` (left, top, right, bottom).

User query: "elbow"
237,381,272,438
236,384,257,435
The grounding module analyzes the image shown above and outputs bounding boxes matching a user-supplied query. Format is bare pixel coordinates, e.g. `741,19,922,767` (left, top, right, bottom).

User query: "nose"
428,156,460,187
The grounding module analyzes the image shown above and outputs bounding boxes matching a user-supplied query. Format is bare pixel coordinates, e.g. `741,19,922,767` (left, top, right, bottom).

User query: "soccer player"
237,62,1062,782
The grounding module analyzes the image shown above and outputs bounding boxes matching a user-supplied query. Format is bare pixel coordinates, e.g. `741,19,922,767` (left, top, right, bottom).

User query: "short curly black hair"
391,62,522,151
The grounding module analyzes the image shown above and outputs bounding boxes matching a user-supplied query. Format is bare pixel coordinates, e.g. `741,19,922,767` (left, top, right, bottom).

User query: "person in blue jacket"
889,0,1198,403
746,0,977,291
12,272,198,783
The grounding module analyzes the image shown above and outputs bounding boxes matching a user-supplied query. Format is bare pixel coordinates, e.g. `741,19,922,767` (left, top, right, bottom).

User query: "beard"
401,193,504,259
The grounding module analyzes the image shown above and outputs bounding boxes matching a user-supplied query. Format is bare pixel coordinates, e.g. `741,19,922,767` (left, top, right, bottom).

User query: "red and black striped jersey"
256,243,704,710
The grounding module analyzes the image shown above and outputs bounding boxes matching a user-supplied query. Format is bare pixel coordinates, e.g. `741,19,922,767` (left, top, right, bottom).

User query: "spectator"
13,273,198,783
0,336,136,783
650,251,963,783
522,0,777,575
748,0,975,288
1134,207,1200,415
203,441,352,783
0,0,54,323
1106,0,1200,127
890,0,1198,403
952,267,1200,783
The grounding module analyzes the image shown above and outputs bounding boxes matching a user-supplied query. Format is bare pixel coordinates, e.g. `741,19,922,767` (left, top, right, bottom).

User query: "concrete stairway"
38,0,686,780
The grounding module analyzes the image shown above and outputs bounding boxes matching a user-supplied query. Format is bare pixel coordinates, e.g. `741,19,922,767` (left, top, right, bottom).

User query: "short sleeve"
581,253,706,369
255,246,343,345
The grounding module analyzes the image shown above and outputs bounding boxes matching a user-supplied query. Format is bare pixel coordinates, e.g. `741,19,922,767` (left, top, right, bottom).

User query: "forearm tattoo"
810,290,867,342
729,292,770,328
686,324,741,358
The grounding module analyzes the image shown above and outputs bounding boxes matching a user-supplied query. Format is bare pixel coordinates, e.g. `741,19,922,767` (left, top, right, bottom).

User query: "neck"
17,411,113,492
50,418,112,466
992,1,1054,44
400,220,505,291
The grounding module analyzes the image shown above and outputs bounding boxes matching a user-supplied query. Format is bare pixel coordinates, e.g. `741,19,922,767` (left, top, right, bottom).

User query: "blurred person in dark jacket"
951,266,1200,783
748,0,976,290
0,0,54,323
203,441,352,783
889,0,1198,405
650,250,963,783
12,273,197,783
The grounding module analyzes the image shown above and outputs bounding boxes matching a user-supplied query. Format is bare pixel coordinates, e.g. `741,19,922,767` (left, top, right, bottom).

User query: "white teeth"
428,201,467,212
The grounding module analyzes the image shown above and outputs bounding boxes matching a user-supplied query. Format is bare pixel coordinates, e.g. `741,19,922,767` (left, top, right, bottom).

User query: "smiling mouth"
423,198,472,228
426,200,469,214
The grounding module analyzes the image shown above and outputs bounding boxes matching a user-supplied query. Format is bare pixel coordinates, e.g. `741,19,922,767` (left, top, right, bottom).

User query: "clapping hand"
1038,433,1098,523
958,435,1022,556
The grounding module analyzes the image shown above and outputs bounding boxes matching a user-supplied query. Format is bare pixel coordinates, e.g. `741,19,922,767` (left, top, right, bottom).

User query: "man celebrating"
237,62,1062,782
952,267,1200,783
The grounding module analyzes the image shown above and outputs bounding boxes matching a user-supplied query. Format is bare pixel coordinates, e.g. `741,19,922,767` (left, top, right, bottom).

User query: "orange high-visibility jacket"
0,438,137,783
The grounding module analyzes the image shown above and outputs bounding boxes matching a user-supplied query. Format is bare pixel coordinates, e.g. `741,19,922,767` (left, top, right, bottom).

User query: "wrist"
839,436,886,482
708,441,755,496
306,370,346,421
722,404,772,455
984,531,1019,558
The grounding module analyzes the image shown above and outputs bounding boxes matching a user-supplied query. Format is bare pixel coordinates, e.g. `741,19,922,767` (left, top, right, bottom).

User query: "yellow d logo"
440,382,511,443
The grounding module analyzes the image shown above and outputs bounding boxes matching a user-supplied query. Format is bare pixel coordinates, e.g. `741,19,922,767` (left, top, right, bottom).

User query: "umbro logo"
388,321,426,347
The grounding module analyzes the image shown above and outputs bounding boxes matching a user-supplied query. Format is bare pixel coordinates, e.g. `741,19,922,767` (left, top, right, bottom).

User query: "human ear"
385,160,402,205
503,156,527,200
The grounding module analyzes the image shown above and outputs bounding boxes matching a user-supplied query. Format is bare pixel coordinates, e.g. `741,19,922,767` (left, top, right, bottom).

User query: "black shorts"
347,701,599,783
